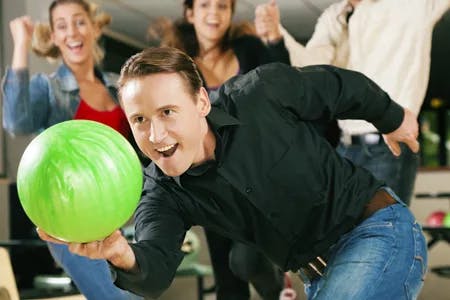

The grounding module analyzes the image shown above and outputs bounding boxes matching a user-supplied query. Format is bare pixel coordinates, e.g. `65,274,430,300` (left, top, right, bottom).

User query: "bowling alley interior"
2,0,450,299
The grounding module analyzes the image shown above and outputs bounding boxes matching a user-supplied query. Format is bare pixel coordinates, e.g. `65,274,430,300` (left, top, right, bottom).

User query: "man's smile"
156,143,178,157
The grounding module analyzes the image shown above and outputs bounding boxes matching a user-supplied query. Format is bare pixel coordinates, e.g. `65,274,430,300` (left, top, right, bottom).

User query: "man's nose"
149,121,167,144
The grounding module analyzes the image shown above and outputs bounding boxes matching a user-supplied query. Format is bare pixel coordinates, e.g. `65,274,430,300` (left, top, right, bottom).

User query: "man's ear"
185,8,194,24
197,87,211,117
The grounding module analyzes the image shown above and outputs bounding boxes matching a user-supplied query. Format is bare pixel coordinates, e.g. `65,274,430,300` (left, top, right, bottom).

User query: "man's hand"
254,0,282,43
383,108,420,156
37,228,138,272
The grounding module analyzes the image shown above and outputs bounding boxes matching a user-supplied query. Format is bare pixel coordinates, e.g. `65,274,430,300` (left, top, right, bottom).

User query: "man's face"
120,73,212,176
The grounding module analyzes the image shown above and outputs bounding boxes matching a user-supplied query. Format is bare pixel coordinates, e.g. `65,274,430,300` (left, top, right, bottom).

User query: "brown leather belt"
297,189,397,282
360,189,397,221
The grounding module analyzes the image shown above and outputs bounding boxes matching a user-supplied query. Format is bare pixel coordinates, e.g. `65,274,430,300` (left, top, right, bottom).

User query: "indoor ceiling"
92,0,338,48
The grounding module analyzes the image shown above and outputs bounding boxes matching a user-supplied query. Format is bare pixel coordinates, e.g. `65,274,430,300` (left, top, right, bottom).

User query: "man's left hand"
383,108,419,156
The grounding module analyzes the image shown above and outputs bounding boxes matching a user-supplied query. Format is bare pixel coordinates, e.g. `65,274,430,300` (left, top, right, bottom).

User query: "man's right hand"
37,228,139,273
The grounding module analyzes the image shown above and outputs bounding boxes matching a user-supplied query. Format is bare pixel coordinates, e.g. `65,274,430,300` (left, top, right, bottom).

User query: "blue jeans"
48,243,142,300
302,189,427,300
337,140,419,205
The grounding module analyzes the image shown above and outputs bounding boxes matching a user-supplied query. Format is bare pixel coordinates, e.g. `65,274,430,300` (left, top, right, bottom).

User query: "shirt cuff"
371,100,405,134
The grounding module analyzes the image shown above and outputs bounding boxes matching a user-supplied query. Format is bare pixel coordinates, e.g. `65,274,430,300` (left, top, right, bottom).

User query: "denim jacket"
2,63,119,135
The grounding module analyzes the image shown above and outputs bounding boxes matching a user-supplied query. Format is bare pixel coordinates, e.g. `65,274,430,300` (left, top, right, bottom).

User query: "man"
255,0,450,204
39,47,426,299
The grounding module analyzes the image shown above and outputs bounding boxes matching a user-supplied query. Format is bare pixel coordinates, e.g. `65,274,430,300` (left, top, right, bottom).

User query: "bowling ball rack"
417,192,450,278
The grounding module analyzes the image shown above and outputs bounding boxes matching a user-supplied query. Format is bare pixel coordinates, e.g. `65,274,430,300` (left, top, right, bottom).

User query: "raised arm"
10,16,33,69
2,16,50,135
255,0,339,67
254,0,282,44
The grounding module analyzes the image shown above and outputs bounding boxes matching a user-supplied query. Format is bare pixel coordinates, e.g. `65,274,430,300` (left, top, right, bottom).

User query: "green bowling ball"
17,120,143,242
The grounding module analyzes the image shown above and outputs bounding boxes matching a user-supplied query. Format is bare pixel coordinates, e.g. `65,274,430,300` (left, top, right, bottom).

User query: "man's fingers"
386,140,401,156
83,241,105,259
68,243,86,255
405,139,420,153
36,228,68,245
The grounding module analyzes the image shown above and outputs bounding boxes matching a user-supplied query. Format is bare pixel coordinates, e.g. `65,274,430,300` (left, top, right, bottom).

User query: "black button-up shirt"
114,63,404,298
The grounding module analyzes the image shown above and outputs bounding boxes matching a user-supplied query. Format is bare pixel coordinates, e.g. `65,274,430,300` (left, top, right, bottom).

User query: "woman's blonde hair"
32,0,111,64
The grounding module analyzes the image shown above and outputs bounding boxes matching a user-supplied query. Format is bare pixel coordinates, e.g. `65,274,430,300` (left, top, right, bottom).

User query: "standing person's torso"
340,0,448,135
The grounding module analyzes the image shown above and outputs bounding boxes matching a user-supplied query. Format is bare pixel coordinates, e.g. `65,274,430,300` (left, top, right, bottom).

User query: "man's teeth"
156,144,176,152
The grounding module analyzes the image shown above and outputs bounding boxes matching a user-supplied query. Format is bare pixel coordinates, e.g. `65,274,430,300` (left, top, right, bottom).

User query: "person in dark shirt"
39,47,427,300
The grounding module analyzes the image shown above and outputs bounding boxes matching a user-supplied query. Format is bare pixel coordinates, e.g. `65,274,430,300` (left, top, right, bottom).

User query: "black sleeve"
257,63,404,134
112,178,187,298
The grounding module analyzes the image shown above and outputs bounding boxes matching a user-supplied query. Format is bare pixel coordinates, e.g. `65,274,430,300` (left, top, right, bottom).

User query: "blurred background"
1,1,450,299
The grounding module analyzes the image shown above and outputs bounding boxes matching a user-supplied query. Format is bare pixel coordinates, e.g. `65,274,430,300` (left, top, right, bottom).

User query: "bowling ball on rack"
16,120,143,243
426,210,446,227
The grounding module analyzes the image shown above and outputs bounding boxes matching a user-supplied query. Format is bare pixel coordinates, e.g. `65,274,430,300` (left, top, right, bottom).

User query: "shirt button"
245,187,252,194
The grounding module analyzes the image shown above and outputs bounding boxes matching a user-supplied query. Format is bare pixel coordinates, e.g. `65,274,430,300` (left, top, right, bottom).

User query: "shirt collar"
208,105,241,129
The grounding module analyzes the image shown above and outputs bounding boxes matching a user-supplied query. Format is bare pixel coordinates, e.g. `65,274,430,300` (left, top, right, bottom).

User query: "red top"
73,99,131,139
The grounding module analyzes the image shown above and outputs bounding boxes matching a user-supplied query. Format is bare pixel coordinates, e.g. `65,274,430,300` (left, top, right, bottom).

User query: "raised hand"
255,0,282,43
10,16,34,48
383,108,420,156
10,16,35,69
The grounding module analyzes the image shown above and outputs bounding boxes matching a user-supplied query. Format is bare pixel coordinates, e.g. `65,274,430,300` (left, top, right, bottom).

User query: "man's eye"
134,116,144,124
163,109,172,116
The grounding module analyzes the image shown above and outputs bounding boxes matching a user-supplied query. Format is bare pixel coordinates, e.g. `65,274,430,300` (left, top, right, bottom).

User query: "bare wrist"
109,245,139,273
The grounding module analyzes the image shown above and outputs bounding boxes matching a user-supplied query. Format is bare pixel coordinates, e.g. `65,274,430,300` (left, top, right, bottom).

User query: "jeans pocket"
404,223,428,299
